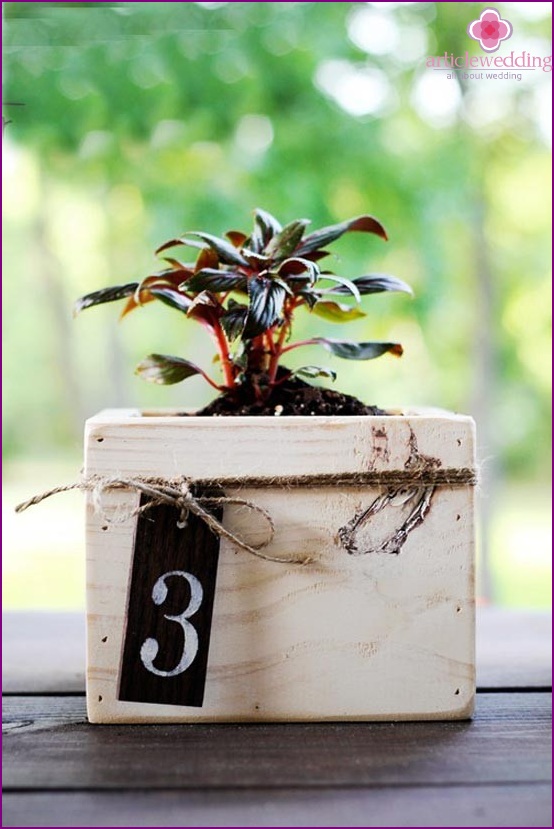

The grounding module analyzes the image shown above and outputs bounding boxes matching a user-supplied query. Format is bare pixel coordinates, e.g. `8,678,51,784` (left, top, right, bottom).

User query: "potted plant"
76,209,476,723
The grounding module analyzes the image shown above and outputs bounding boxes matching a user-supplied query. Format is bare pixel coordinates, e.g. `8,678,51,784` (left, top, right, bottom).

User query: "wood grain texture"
3,693,550,790
3,609,550,695
3,785,552,828
84,409,476,723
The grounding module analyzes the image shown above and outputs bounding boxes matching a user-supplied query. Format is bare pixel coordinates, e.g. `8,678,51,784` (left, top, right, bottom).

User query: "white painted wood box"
85,408,476,724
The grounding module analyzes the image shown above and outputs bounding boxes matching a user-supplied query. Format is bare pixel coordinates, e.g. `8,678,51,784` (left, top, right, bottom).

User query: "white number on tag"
140,570,203,678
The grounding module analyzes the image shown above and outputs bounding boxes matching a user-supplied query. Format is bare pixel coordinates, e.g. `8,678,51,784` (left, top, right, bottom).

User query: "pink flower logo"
467,8,513,53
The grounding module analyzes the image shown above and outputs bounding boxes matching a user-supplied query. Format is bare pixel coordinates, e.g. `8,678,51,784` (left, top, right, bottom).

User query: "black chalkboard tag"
118,491,222,707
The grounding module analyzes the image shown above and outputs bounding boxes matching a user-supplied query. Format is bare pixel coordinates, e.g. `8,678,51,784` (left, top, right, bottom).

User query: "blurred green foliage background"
3,2,551,609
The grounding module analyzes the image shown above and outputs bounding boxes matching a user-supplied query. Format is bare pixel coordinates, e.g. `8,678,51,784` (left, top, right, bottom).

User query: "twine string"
15,466,477,565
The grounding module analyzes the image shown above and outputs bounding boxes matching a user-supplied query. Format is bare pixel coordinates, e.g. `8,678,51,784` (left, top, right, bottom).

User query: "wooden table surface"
2,608,551,828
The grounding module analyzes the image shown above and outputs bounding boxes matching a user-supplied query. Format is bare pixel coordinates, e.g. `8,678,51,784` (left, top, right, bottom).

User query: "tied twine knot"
16,444,477,564
15,474,310,565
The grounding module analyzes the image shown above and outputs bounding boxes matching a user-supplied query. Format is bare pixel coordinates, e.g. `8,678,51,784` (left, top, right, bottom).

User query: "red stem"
212,321,235,389
197,367,225,392
280,337,320,355
267,298,298,384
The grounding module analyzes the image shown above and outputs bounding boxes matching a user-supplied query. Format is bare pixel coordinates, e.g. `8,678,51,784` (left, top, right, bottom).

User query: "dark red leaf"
296,215,388,256
135,354,204,385
186,291,223,333
73,283,138,316
243,276,287,339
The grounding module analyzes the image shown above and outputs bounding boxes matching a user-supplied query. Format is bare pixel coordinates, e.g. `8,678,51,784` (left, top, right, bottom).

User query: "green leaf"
328,273,413,296
314,338,403,360
318,274,361,302
73,283,138,316
311,301,367,322
293,365,337,381
185,269,248,293
296,215,388,256
265,219,310,260
221,299,248,341
243,275,287,339
135,354,203,385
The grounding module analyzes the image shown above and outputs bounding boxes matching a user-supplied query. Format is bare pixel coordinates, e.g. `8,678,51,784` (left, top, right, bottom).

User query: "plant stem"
212,321,235,388
280,337,320,354
267,298,298,383
197,368,225,392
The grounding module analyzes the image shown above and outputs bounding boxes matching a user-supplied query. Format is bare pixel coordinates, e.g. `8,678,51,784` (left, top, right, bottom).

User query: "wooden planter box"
85,408,476,724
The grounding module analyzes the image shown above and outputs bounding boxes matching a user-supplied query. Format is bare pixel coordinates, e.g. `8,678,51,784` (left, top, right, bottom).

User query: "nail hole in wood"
96,437,104,443
455,688,460,695
255,704,260,710
456,606,462,613
98,695,103,702
101,636,108,643
457,439,462,446
456,514,461,521
101,525,108,532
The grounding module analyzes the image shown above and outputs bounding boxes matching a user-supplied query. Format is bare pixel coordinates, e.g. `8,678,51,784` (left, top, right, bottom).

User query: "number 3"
140,570,203,678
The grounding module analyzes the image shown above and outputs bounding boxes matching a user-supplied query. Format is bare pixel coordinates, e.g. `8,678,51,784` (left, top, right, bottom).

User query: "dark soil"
195,371,386,417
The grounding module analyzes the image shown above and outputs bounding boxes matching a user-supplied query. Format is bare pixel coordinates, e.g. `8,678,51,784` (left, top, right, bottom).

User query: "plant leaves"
278,257,320,282
311,301,367,322
187,232,249,267
185,269,248,293
163,257,191,270
317,274,361,303
242,250,270,268
296,215,388,256
221,300,248,341
157,233,248,267
292,365,337,381
155,236,207,255
148,286,193,313
186,290,223,332
195,246,219,272
265,219,310,260
243,275,287,339
73,282,138,316
298,288,321,308
120,291,156,318
303,249,332,262
314,338,403,360
135,354,204,385
253,207,282,244
120,269,194,318
226,230,248,248
327,273,413,296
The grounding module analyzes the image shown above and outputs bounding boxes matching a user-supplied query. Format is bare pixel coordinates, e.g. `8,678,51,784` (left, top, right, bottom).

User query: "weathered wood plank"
3,693,550,790
3,784,552,828
3,609,550,695
84,408,475,480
